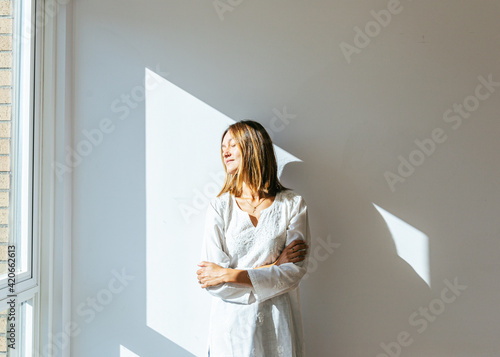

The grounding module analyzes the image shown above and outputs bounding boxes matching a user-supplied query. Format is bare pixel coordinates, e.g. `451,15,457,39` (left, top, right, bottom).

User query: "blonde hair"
217,120,289,198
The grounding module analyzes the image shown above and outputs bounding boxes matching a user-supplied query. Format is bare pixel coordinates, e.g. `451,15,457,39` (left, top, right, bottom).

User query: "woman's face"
221,131,241,175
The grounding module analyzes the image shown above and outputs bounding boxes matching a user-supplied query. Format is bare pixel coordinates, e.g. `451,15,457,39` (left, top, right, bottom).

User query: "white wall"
69,0,500,356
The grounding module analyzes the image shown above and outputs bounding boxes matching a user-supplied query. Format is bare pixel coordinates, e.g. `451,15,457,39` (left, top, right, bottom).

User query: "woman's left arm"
199,238,307,289
222,238,308,283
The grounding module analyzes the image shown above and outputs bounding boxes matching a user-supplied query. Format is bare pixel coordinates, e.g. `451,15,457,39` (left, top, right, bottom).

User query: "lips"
225,159,234,164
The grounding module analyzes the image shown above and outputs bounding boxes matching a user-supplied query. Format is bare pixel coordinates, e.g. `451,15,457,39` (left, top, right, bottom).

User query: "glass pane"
21,299,34,357
0,308,7,354
0,298,34,356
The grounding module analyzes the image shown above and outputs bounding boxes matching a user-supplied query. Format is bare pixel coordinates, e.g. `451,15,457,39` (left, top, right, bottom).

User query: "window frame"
0,0,38,300
36,0,74,356
0,0,37,298
0,0,40,355
0,0,73,356
0,0,37,297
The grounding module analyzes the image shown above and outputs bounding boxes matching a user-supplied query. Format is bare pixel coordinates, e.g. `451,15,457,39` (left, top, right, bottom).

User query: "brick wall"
0,0,11,354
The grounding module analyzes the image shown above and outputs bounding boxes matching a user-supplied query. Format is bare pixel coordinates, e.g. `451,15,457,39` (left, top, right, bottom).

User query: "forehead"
222,131,234,143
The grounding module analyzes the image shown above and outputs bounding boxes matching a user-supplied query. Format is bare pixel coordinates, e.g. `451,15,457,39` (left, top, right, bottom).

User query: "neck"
241,182,260,200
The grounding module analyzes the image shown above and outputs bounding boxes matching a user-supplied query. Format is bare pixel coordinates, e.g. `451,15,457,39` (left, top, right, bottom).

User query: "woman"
197,120,311,357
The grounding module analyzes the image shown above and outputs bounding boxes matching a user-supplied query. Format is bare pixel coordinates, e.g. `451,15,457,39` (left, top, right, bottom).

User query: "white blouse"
200,189,311,357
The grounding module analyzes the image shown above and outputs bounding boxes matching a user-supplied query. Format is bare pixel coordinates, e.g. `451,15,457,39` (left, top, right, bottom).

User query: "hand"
197,261,227,288
274,239,308,266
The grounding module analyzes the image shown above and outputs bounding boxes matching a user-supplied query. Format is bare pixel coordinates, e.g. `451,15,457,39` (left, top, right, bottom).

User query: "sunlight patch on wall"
373,203,430,287
145,68,301,356
120,345,140,357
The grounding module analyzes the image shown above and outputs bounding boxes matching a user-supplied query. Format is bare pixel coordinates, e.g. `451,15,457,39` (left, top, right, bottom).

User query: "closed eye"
221,142,236,149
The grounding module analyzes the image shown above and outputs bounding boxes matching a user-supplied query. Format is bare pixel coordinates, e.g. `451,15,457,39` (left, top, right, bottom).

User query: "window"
0,0,39,355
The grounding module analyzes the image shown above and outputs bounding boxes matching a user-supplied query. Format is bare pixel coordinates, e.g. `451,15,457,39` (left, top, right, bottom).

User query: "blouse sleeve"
246,195,311,303
200,199,257,305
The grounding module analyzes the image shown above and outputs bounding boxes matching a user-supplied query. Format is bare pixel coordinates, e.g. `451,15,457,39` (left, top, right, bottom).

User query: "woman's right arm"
245,195,312,302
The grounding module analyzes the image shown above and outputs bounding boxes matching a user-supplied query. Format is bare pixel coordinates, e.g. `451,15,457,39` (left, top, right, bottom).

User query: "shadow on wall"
289,166,432,357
